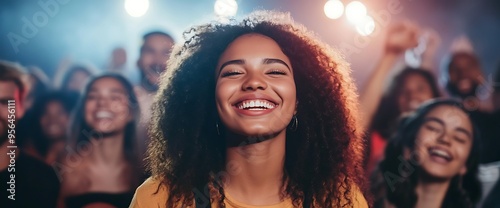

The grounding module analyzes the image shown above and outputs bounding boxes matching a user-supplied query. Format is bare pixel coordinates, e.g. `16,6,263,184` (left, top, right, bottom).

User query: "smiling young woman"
131,11,369,208
60,74,143,208
371,99,481,208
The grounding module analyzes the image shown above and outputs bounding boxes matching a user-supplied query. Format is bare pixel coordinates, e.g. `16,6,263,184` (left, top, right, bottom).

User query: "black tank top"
65,192,135,208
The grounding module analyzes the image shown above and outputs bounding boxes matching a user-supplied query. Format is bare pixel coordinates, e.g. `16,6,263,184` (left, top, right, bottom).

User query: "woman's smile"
215,33,296,137
232,93,279,116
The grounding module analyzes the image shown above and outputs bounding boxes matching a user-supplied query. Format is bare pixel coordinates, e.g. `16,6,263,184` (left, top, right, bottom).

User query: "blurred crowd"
0,18,499,208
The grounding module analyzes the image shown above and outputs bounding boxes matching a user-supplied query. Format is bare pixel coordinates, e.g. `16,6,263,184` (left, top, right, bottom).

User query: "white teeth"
237,100,275,110
430,149,451,159
96,111,114,119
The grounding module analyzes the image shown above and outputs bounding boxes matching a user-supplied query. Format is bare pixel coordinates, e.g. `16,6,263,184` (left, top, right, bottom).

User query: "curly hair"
370,67,441,140
147,11,366,207
371,99,481,208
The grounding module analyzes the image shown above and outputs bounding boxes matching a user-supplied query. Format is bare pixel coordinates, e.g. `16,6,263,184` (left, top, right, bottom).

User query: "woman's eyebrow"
423,117,445,126
263,58,291,71
219,58,291,73
425,117,473,139
219,59,244,72
110,88,126,94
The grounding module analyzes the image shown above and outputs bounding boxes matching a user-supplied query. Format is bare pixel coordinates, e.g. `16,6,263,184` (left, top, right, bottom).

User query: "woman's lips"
232,99,278,116
233,106,276,116
231,93,280,116
95,111,114,119
427,147,453,164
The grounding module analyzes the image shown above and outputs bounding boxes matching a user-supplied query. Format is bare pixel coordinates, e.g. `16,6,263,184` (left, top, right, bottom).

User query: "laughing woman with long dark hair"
371,99,481,208
131,11,368,208
59,74,143,208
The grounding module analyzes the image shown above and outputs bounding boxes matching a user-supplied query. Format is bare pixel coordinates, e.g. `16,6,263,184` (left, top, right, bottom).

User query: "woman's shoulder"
348,184,370,208
129,178,370,208
130,177,168,208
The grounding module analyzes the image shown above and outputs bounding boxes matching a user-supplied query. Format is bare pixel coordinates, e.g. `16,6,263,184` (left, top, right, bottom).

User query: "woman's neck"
224,130,287,206
88,132,126,165
415,179,451,208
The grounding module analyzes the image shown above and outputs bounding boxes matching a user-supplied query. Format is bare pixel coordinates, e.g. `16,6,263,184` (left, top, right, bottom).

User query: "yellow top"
130,177,369,208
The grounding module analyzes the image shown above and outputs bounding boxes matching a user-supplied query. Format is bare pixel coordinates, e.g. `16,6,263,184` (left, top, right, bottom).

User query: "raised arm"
359,21,420,130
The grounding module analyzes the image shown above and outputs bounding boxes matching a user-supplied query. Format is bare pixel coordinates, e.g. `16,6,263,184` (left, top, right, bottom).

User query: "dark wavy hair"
372,99,481,208
370,67,441,139
69,74,141,179
28,91,78,157
147,11,366,207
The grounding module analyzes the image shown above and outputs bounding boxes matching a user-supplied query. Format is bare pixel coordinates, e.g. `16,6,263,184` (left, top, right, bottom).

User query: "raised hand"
385,21,420,55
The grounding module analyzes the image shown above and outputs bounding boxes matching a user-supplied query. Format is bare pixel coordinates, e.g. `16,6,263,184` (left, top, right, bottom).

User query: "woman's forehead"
424,105,471,129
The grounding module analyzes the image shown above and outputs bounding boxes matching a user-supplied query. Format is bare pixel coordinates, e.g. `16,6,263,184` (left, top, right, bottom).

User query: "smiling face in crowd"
84,77,132,135
413,105,473,179
397,73,435,113
138,34,174,87
215,34,297,139
40,101,70,140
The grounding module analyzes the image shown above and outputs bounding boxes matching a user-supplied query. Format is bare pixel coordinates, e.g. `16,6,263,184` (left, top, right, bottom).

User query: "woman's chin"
225,128,286,146
90,128,118,137
239,125,285,136
421,168,457,181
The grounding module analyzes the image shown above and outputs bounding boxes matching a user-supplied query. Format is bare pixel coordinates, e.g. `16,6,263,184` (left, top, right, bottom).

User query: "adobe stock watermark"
339,0,414,59
6,0,71,54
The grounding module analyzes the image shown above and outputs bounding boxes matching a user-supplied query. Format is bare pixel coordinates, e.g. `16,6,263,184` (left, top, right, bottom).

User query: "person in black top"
443,52,500,164
0,60,60,207
477,62,500,208
59,74,143,208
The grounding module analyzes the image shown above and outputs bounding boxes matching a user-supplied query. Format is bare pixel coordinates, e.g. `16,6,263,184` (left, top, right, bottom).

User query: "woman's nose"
436,132,452,145
242,73,267,91
96,96,110,107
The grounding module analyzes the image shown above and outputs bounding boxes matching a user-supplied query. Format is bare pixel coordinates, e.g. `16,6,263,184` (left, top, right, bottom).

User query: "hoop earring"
289,115,298,131
216,122,221,136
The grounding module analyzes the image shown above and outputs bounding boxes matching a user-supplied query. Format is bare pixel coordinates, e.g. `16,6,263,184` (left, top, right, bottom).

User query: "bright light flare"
214,0,238,17
345,1,367,24
324,0,344,20
124,0,149,17
356,15,375,36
